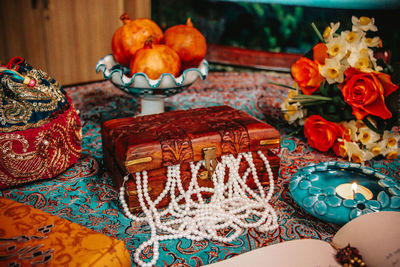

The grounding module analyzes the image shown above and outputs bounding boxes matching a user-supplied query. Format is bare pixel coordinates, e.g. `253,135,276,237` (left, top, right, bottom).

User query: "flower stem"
268,82,297,90
311,22,325,43
292,95,333,101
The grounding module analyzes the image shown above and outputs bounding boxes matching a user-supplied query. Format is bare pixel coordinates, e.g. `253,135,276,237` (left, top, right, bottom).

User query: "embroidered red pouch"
0,57,82,188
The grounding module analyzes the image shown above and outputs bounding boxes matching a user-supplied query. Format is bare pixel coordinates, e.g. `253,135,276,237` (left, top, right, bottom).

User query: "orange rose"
340,67,399,120
291,57,325,95
313,43,328,65
304,115,345,152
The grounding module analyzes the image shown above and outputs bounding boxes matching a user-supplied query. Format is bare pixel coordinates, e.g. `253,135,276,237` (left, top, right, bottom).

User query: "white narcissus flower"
366,139,387,157
320,58,346,84
341,120,359,141
343,140,375,163
364,36,382,48
382,131,400,160
352,16,378,32
382,131,400,149
346,41,369,69
366,131,399,159
341,30,364,45
281,101,306,125
385,148,399,160
326,36,348,60
357,127,381,145
323,22,340,42
280,89,306,125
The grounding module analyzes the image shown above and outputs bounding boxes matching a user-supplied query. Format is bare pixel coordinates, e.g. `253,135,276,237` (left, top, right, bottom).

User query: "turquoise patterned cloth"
1,72,399,266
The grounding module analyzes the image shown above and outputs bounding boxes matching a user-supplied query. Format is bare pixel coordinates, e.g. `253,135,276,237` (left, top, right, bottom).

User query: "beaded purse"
102,106,280,266
0,57,82,188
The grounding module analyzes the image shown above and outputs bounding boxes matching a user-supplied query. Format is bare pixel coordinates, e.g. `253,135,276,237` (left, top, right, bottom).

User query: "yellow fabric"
0,197,131,266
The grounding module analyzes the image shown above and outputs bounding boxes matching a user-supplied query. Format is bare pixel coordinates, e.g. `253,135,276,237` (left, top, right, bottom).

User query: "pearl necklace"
119,150,278,266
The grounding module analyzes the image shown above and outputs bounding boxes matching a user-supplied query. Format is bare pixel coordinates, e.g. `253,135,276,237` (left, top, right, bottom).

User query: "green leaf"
332,84,342,95
293,95,332,101
326,104,337,114
343,108,356,120
299,100,328,106
311,22,325,43
253,3,265,17
363,116,384,134
319,82,328,96
268,82,297,90
332,95,347,107
324,114,342,122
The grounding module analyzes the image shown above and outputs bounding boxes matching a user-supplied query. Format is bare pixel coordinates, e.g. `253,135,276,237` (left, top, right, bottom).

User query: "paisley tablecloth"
1,71,399,266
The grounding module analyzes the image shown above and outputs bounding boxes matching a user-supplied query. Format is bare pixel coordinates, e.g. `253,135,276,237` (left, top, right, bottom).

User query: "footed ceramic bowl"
96,54,208,115
96,54,208,96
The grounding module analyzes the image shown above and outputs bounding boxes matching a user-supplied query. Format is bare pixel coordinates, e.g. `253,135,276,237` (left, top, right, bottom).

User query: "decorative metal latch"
201,147,217,179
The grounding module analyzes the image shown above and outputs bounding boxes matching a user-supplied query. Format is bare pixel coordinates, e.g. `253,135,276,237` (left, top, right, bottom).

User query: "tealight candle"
335,182,373,200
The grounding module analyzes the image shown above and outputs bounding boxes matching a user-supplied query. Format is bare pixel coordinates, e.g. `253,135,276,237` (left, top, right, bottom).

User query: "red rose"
291,57,325,95
340,67,399,120
304,115,345,152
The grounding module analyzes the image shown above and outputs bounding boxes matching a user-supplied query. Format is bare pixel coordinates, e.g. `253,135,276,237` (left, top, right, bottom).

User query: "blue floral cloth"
1,72,399,266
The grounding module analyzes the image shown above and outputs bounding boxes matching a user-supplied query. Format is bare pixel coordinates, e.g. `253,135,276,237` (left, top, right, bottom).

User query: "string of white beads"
119,150,278,266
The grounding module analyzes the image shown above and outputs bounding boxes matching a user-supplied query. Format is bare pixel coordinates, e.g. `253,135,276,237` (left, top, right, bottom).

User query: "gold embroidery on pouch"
0,68,67,132
0,108,81,187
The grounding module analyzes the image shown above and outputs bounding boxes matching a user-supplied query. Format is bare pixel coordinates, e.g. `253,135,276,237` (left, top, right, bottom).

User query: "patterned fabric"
0,197,131,266
0,59,82,188
0,60,68,130
0,72,398,266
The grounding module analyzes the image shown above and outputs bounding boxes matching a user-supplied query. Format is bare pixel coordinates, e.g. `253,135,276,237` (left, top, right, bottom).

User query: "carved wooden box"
101,106,280,212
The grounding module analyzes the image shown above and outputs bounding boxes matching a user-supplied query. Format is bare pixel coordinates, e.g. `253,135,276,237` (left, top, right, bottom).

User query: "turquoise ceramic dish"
289,161,400,225
95,54,208,97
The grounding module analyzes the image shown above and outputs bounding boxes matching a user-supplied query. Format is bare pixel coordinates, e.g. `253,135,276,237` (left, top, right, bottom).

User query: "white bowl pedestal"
140,96,165,116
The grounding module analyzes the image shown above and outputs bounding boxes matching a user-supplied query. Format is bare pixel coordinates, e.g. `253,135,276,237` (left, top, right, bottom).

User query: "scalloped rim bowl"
96,54,208,95
289,161,400,225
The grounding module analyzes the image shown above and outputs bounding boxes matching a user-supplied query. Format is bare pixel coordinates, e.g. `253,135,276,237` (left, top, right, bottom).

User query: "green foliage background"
152,0,400,61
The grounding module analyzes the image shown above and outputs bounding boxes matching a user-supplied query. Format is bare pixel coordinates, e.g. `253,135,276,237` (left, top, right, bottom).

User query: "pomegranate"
162,18,207,69
130,41,181,80
111,13,163,66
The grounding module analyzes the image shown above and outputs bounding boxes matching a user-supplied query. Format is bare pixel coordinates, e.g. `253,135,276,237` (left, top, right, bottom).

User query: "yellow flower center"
328,68,339,79
371,146,381,155
356,120,366,128
284,99,290,109
386,151,399,160
359,17,371,25
284,113,290,121
328,44,341,57
365,38,373,46
323,26,331,39
351,153,363,163
355,57,370,70
344,128,352,136
346,32,357,43
360,48,369,54
361,132,371,143
288,90,297,98
387,137,397,148
288,105,297,116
